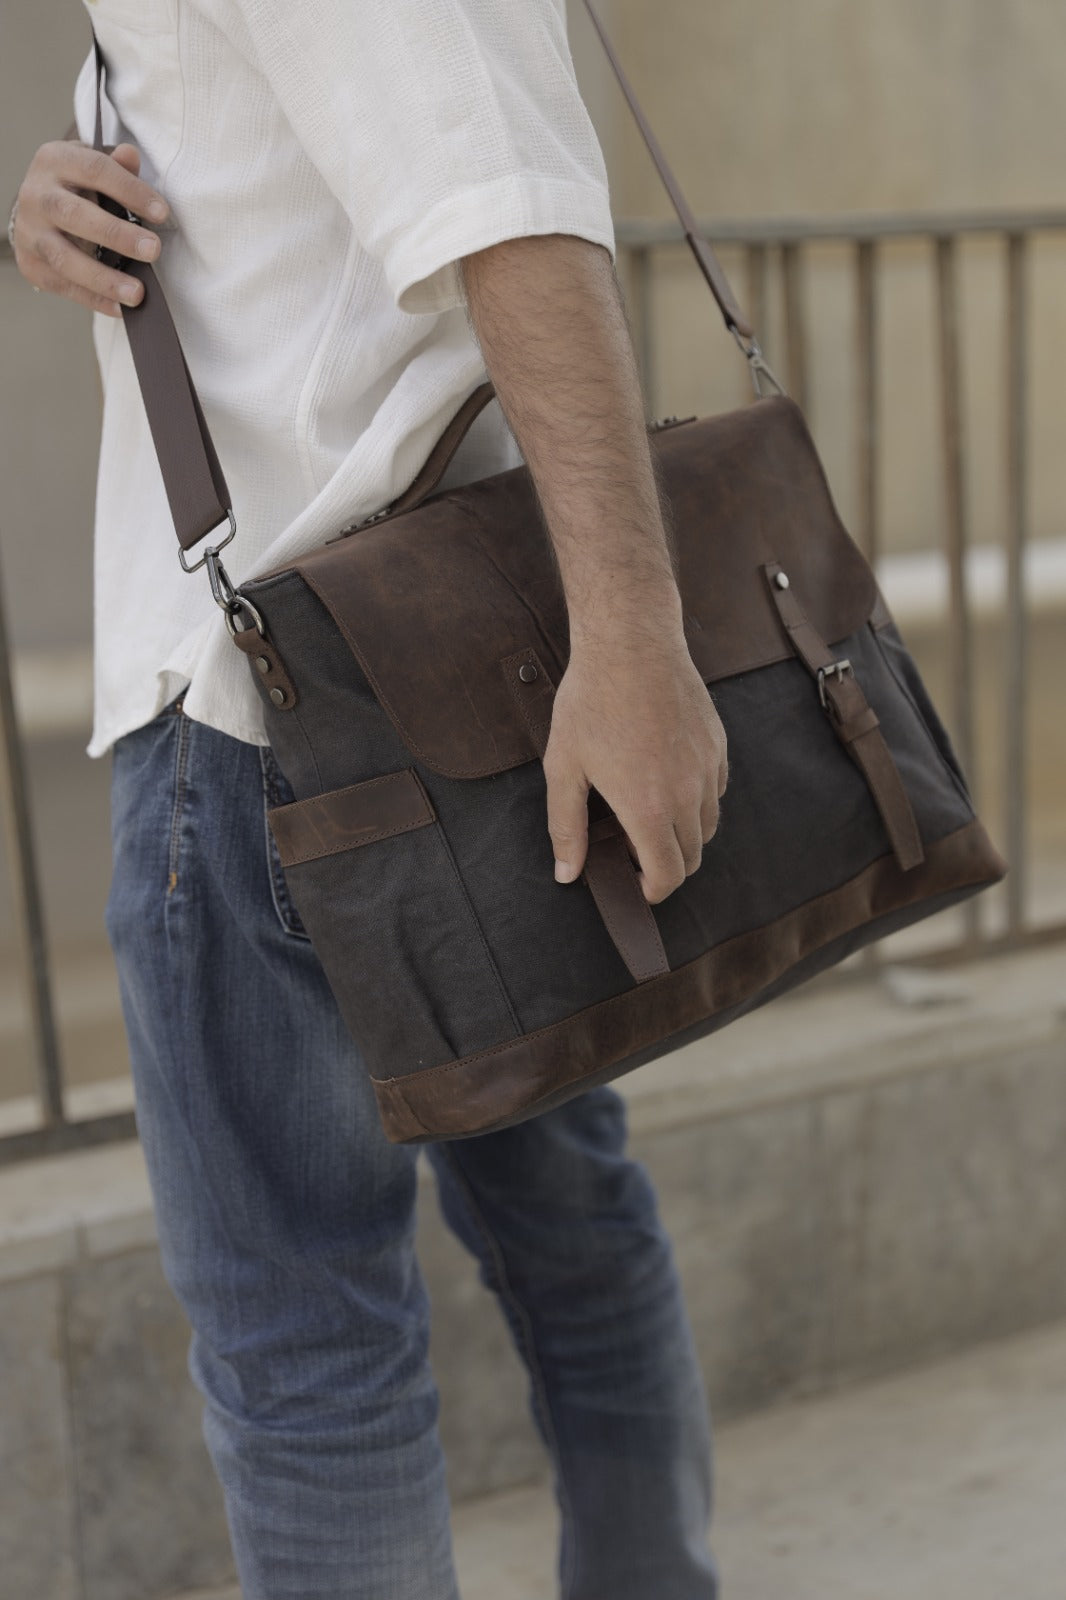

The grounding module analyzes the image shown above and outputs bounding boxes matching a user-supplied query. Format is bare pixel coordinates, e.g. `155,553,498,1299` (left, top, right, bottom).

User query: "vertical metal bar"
1004,233,1029,937
0,542,65,1127
935,235,979,941
627,243,655,414
781,242,810,414
855,239,882,973
855,241,879,566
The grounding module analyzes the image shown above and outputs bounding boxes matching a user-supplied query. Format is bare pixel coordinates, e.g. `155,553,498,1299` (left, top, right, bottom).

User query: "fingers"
674,814,705,877
622,807,689,904
108,143,143,179
55,141,167,222
30,229,146,310
44,187,161,265
544,757,590,884
32,268,124,319
11,140,168,312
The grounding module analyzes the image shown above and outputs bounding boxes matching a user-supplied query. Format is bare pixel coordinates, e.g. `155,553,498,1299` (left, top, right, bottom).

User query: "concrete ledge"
1,944,1064,1599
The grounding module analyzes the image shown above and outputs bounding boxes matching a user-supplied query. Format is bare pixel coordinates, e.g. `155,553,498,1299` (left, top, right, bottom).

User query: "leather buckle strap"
762,562,925,873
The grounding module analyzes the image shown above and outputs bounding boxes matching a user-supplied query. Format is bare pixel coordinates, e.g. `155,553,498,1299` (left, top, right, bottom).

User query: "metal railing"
1,207,1064,1165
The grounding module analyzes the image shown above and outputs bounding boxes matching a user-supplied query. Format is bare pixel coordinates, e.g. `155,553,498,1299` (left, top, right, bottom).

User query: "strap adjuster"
817,658,853,710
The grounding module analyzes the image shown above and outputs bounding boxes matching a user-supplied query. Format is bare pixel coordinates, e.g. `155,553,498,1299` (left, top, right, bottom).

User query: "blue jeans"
106,697,718,1600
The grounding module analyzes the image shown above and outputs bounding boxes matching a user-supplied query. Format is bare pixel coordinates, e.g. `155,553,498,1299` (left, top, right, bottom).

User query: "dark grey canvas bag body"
89,7,1006,1143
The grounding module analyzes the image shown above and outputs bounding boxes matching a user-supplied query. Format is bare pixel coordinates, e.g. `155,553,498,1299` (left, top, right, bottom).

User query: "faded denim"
105,696,719,1600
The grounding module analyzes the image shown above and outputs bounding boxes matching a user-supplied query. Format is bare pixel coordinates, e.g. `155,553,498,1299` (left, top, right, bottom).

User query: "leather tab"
500,648,556,758
269,769,435,867
763,562,925,873
501,648,670,984
232,625,299,710
583,816,671,984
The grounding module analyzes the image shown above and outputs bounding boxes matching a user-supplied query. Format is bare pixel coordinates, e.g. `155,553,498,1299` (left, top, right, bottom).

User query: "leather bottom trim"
372,818,1006,1144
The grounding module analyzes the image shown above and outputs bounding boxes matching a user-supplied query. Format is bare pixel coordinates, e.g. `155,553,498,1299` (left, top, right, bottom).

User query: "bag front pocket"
268,769,521,1078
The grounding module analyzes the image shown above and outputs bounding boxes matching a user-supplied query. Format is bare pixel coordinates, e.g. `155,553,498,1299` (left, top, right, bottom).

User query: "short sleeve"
228,0,616,313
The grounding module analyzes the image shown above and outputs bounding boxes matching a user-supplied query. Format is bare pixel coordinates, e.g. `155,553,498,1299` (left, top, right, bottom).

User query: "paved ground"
176,1318,1066,1600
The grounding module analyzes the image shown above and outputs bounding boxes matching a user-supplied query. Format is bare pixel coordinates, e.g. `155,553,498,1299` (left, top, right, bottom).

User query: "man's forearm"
459,233,684,651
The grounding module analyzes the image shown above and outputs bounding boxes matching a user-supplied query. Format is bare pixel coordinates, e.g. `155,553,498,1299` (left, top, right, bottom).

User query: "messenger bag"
89,3,1006,1141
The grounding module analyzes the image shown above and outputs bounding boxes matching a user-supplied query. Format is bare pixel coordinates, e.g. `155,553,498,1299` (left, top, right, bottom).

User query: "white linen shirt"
73,0,615,757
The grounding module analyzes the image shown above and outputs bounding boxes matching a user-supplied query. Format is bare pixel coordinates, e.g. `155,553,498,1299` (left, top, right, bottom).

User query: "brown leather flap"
282,396,877,781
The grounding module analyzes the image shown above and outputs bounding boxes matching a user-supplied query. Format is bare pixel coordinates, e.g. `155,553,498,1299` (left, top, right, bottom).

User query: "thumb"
545,761,590,885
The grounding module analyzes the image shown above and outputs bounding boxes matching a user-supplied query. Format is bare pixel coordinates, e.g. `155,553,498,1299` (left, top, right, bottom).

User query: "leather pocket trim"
268,769,436,867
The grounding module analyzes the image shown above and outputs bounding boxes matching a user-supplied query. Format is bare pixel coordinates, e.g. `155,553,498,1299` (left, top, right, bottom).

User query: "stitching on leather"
272,768,437,814
278,810,435,867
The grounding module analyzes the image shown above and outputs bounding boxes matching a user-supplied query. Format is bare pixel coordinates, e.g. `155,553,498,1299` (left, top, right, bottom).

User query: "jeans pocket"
259,746,311,940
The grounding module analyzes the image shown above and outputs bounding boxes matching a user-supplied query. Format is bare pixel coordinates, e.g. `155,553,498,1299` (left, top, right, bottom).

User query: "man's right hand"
10,141,168,318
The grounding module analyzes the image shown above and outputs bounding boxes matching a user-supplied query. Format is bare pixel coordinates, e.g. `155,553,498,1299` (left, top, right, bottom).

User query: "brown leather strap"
90,7,755,556
92,35,233,553
582,813,671,983
580,0,753,339
386,382,497,518
762,562,925,873
501,648,670,984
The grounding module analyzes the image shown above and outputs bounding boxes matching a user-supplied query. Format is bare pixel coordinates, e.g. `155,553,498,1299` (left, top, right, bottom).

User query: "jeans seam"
434,1141,579,1597
259,747,311,941
166,711,191,894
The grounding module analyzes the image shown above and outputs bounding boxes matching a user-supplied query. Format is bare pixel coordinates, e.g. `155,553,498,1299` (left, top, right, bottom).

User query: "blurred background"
1,3,1064,1599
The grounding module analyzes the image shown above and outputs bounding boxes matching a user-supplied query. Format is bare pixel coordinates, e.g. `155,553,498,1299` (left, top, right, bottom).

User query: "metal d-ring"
177,510,238,574
224,596,266,639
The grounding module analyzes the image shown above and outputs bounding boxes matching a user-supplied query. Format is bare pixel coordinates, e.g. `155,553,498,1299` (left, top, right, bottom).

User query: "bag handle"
89,1,773,576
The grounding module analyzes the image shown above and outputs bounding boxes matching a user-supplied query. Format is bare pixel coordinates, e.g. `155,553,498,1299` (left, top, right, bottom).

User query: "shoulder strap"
90,3,759,560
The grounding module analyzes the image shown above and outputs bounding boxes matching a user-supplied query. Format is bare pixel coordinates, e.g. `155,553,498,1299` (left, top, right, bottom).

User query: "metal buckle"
731,327,787,399
177,510,238,574
817,659,853,710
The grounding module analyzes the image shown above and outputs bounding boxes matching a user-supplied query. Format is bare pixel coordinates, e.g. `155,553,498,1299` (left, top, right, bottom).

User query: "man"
12,2,727,1595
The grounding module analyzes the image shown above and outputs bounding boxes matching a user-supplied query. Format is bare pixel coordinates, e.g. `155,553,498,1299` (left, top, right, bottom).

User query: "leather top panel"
256,396,878,779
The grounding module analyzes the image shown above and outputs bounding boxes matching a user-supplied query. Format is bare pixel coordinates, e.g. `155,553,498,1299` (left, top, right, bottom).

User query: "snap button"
269,687,287,707
518,662,538,683
774,571,790,590
255,655,271,675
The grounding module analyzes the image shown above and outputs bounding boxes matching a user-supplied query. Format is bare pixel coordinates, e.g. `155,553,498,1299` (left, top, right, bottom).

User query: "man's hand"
546,627,728,904
10,141,168,318
460,232,728,903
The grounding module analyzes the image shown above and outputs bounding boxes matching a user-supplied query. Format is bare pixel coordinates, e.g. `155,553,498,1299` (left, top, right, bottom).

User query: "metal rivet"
774,571,790,590
255,655,271,675
518,662,538,683
269,687,287,707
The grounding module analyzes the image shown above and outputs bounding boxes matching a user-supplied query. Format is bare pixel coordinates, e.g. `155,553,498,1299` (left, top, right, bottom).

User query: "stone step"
2,942,1065,1599
169,1316,1066,1600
